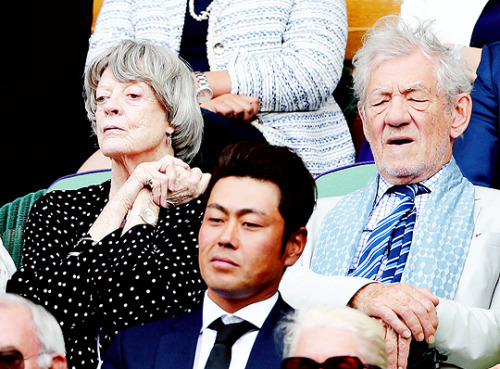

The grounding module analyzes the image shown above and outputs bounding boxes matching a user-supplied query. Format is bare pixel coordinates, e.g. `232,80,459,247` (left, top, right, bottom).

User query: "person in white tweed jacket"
86,0,355,176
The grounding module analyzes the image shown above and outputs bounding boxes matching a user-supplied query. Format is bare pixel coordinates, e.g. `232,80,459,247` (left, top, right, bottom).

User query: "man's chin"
378,162,424,184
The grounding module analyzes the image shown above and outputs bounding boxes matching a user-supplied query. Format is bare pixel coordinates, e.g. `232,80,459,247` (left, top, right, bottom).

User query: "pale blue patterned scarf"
310,159,475,299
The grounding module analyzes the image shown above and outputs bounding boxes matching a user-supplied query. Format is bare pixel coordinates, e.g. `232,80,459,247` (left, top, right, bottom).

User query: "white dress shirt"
193,291,279,369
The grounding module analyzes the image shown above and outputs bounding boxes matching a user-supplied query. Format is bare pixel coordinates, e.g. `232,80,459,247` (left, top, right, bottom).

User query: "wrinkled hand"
349,283,439,345
89,155,200,241
166,166,211,206
374,318,412,369
126,155,190,208
122,165,210,233
201,94,260,123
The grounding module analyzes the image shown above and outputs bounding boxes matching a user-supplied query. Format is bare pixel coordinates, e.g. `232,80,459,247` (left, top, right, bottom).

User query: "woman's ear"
450,93,472,139
166,124,175,136
283,227,307,267
166,125,175,146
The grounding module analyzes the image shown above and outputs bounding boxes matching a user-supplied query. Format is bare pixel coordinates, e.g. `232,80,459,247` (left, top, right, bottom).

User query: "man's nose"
384,97,411,127
217,221,239,249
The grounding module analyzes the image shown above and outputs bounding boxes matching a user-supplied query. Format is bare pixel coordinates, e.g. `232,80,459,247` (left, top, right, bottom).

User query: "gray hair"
84,39,203,164
279,304,388,369
353,15,472,111
0,293,66,369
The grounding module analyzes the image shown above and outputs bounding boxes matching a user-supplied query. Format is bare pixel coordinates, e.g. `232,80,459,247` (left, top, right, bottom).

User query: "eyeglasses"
0,350,46,369
281,356,382,369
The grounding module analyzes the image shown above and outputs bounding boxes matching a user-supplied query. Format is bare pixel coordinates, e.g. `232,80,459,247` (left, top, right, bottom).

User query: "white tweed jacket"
87,0,355,175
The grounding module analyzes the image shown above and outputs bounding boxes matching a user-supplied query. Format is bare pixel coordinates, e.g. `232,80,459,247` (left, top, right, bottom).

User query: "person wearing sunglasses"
279,304,387,369
0,293,67,369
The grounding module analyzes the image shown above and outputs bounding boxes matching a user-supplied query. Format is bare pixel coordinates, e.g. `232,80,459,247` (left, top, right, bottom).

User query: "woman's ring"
148,178,155,187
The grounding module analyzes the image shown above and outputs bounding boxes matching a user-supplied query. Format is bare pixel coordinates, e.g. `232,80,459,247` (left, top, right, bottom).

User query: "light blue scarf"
310,159,475,299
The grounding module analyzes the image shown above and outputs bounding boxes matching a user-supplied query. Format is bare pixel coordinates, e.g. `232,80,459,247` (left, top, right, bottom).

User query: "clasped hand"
126,156,209,208
89,155,210,241
349,283,439,369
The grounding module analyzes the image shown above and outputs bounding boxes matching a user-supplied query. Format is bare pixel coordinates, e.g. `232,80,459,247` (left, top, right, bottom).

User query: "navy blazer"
102,296,292,369
454,41,500,188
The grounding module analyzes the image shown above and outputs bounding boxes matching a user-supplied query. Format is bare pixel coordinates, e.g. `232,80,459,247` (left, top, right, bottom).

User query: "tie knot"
391,184,429,200
209,317,257,346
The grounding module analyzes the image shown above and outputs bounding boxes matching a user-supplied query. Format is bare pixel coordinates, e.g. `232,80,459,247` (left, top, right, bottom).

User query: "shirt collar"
375,162,449,202
201,291,279,333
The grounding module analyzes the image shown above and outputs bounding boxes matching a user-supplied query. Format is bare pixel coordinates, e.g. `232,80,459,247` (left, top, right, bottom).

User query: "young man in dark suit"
102,141,316,369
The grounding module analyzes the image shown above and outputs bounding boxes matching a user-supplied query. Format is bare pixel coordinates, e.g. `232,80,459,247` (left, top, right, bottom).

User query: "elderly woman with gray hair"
8,40,210,369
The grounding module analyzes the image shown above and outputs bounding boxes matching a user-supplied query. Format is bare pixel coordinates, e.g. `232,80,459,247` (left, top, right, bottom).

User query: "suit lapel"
246,296,292,369
153,309,202,369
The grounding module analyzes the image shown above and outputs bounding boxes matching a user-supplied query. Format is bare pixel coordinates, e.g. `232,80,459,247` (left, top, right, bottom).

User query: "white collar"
201,291,279,333
375,162,449,203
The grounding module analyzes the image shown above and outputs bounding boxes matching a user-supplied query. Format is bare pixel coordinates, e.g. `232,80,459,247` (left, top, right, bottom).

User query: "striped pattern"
349,184,429,283
87,0,355,175
311,159,476,300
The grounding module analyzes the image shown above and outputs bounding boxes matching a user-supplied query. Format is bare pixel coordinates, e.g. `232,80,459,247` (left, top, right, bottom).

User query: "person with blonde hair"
0,293,67,369
280,304,387,369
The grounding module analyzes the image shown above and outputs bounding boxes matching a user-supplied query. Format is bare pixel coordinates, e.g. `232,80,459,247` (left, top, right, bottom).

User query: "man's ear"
358,101,371,143
450,93,472,139
283,227,307,267
49,354,68,369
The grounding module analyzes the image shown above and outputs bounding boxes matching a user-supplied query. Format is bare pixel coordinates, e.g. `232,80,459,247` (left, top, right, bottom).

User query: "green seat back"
315,162,377,198
47,169,111,192
0,189,46,268
0,170,111,269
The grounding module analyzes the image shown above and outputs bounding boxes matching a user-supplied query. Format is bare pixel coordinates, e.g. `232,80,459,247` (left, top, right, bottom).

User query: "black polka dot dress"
7,181,206,369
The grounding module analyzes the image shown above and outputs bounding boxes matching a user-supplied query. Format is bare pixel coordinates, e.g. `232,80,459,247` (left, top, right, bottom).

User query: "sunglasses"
0,350,46,369
281,356,382,369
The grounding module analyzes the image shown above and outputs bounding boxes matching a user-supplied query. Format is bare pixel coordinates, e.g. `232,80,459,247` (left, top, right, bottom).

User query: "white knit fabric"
87,0,355,175
0,238,16,292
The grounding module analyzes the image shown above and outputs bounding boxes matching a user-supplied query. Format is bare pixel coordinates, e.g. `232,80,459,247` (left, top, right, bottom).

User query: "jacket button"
213,42,225,55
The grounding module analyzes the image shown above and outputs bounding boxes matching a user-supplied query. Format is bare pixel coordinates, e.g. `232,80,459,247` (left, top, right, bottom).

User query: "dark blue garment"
356,141,374,163
178,3,266,172
102,296,292,369
454,41,500,188
470,0,500,47
192,109,266,173
179,0,211,71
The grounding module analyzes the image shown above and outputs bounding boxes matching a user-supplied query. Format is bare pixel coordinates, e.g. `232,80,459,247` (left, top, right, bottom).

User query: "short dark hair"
204,141,317,245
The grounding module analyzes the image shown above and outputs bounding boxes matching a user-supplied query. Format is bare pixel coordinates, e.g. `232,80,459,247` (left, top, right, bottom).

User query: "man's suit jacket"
454,41,500,189
280,184,500,369
102,296,292,369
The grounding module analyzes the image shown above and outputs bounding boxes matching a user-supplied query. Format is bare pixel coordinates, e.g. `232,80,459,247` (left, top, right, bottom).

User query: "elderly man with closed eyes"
280,16,500,369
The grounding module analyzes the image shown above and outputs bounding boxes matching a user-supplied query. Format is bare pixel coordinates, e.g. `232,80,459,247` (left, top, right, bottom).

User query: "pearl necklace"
188,0,214,22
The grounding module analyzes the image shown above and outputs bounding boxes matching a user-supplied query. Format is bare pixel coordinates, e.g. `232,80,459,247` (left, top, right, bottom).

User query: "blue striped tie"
350,184,429,283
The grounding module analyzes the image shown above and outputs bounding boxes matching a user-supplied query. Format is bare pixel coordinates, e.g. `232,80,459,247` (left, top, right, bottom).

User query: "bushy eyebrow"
206,203,267,217
403,84,431,94
368,84,431,99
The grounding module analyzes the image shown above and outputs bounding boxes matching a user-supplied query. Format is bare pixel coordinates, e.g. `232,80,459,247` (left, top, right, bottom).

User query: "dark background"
1,0,97,206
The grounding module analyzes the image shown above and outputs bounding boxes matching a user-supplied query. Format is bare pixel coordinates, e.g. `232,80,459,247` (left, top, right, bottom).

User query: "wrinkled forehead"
369,52,438,91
